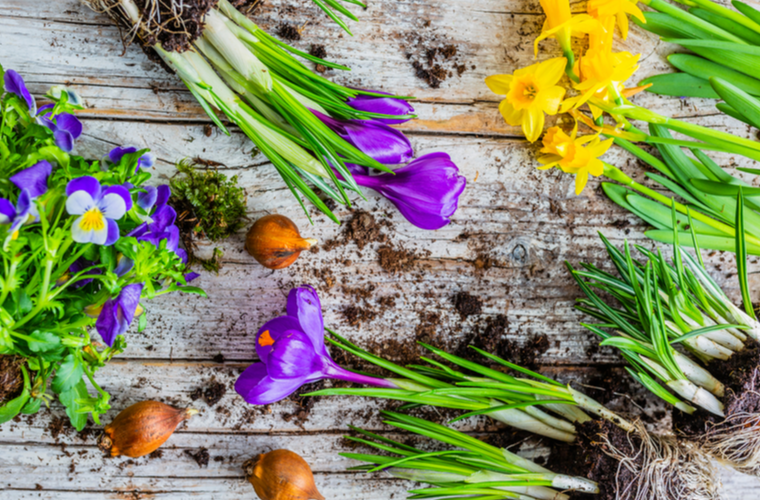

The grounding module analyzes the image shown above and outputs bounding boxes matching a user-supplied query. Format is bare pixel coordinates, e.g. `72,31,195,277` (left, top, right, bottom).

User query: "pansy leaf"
27,331,62,353
52,354,84,394
59,379,89,431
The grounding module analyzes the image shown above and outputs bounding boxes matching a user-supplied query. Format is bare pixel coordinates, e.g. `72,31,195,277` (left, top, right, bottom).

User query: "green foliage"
0,76,204,430
169,159,248,272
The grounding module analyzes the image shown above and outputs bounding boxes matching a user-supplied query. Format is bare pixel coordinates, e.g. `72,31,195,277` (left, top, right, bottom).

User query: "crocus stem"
324,365,399,389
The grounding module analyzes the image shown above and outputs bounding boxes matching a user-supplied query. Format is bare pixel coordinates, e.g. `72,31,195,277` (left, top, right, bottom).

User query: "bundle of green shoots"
598,122,760,255
636,0,760,129
309,333,718,499
567,207,760,476
345,410,600,500
83,0,414,223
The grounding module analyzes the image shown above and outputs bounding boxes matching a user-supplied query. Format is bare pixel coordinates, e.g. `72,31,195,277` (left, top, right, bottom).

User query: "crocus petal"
346,94,415,124
53,130,75,153
104,219,120,246
10,161,52,198
100,185,132,215
4,69,36,115
265,330,324,381
65,190,96,216
357,153,467,230
137,186,158,211
313,110,414,164
0,199,15,224
286,285,326,353
66,176,101,199
234,362,306,405
255,316,303,364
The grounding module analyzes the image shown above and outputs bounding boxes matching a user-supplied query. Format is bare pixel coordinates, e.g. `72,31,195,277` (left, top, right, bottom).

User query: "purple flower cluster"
0,161,52,246
313,91,467,230
235,285,396,405
4,69,83,152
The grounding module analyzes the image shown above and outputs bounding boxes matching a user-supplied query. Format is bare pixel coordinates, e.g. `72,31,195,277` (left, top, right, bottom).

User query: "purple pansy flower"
312,109,413,164
108,145,156,173
96,283,143,346
346,91,415,125
341,153,466,230
67,258,102,289
0,190,33,245
65,176,133,246
136,184,170,223
4,69,36,115
37,112,83,153
235,285,397,405
10,160,52,199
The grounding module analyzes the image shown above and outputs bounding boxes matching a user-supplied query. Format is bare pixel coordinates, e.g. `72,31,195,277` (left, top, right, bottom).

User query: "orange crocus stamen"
259,330,275,347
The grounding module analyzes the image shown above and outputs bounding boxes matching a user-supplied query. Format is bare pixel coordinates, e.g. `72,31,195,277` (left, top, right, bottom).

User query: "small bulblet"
98,401,198,458
245,214,317,270
244,449,325,500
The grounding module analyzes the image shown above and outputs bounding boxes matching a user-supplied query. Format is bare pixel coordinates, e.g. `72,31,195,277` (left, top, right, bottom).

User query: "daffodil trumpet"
569,216,760,478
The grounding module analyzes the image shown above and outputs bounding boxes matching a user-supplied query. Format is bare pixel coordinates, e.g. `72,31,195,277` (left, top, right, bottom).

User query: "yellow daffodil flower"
486,57,567,143
559,21,640,116
535,0,599,80
587,0,645,39
537,123,613,194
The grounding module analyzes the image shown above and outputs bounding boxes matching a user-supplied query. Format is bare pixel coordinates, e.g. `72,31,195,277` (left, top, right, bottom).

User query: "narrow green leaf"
668,54,760,96
671,324,748,344
664,39,760,55
736,188,756,319
717,102,756,127
641,72,718,98
733,0,760,26
691,179,760,196
689,8,760,45
646,230,760,254
710,77,760,129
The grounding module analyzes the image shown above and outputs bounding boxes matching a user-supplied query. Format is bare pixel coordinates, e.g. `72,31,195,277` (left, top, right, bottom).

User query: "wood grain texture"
1,0,760,497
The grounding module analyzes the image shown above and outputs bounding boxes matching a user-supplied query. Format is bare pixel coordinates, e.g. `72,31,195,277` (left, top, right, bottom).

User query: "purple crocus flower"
108,145,156,173
96,283,143,346
0,190,33,245
312,109,413,164
37,112,83,153
65,176,133,246
346,92,415,125
235,285,397,405
343,153,466,230
4,69,36,115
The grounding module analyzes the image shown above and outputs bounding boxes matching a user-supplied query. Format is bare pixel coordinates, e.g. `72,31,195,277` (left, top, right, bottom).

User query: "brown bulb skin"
244,449,325,500
98,401,198,458
245,215,317,270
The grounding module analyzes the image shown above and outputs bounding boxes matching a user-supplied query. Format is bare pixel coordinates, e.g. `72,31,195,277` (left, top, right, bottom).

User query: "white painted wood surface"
0,0,759,497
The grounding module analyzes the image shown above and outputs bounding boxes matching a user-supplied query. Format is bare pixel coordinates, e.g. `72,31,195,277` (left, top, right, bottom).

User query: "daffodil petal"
523,108,545,143
537,85,566,115
485,74,514,95
575,169,590,195
498,100,523,126
535,57,567,86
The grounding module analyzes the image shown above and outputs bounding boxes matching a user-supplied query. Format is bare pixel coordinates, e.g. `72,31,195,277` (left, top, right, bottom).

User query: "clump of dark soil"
452,291,483,318
377,244,422,274
47,416,67,440
320,210,390,252
454,318,548,369
546,420,649,500
0,355,24,404
283,380,326,424
185,447,210,467
130,0,217,52
190,378,227,407
277,22,301,41
401,21,467,88
309,44,327,59
674,340,760,437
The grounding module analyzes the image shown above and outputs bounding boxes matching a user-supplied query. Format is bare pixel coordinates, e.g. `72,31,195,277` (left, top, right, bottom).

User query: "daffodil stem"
563,50,580,84
601,162,760,246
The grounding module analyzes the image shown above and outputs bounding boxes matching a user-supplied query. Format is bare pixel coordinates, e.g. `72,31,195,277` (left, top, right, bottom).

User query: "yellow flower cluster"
486,0,645,194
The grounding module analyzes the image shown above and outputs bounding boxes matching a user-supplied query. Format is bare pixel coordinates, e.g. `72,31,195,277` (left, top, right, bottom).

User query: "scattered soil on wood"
0,355,24,404
283,380,326,425
310,44,327,59
190,377,227,407
377,244,423,274
401,20,467,88
546,420,650,500
185,447,210,467
452,291,483,318
320,210,390,252
47,416,67,440
674,340,760,437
